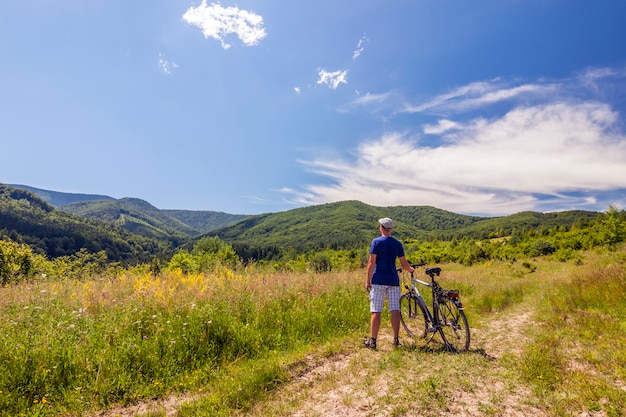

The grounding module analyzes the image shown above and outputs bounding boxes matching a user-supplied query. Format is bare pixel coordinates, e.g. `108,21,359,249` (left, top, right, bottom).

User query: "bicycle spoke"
400,294,428,338
437,299,470,352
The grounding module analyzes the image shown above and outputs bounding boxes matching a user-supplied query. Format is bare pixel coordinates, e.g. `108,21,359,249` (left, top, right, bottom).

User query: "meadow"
1,249,625,416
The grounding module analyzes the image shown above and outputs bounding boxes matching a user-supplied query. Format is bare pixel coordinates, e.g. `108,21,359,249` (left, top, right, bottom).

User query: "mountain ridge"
0,184,166,262
8,184,115,206
2,183,604,262
8,184,248,239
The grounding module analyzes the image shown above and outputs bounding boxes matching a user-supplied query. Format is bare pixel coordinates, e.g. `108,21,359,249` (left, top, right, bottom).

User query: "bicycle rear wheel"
437,298,470,352
400,293,428,338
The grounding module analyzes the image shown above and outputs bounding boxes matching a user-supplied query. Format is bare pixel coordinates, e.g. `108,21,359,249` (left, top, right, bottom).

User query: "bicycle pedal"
427,326,437,333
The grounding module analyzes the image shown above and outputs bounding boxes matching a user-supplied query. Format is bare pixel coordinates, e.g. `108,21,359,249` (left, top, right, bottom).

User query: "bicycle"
399,263,470,352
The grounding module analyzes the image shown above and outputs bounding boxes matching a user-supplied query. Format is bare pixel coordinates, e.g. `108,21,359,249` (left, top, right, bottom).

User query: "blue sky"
2,0,626,216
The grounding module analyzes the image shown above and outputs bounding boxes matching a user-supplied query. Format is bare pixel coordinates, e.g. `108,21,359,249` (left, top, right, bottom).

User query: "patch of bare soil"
444,307,547,417
280,307,547,417
92,392,200,417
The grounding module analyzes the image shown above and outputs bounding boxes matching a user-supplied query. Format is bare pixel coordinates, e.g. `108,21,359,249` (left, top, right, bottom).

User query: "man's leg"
390,310,401,338
365,285,384,349
389,286,402,344
370,312,381,339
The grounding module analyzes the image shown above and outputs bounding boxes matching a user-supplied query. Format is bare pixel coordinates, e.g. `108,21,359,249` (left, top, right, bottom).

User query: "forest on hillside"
0,185,171,264
2,188,624,284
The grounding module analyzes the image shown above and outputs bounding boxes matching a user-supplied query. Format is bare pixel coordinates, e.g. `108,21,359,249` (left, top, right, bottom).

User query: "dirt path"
92,393,200,417
93,304,544,417
443,307,546,417
249,305,546,417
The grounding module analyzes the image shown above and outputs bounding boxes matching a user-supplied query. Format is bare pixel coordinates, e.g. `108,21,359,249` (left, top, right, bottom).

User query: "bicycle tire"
400,293,428,338
437,298,470,352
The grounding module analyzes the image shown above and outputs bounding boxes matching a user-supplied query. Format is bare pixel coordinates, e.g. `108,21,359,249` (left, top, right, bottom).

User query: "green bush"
0,239,48,284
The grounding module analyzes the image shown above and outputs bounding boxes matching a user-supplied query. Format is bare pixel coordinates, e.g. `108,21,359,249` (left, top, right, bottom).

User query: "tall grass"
232,253,626,417
518,254,626,416
0,267,367,416
3,252,625,416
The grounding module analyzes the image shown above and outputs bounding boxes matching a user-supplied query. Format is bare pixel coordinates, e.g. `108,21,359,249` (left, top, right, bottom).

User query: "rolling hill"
207,201,602,255
1,183,604,263
209,201,471,252
163,209,248,234
61,198,203,239
8,184,248,239
8,184,115,206
0,184,166,262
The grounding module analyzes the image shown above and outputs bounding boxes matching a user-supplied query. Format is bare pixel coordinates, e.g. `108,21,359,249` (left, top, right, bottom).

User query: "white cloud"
423,119,460,135
352,92,390,105
317,69,348,89
336,92,393,114
286,68,626,215
353,35,368,60
294,86,301,94
403,81,557,114
158,53,178,74
294,100,626,215
182,1,266,50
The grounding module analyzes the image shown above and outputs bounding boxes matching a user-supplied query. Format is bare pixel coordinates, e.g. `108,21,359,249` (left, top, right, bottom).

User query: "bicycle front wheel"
437,298,470,352
400,293,428,338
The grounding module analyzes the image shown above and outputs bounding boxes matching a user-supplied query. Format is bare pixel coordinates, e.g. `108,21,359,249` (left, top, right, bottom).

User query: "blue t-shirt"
369,236,405,286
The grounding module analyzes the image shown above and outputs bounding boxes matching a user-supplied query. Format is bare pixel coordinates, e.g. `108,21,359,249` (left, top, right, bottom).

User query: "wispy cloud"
353,35,368,60
403,81,557,114
336,92,393,114
292,68,626,215
423,119,460,135
312,35,367,91
183,1,266,50
158,53,178,74
317,69,348,89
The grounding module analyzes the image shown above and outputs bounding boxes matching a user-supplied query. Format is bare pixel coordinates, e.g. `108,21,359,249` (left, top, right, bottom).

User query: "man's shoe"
364,338,377,350
393,337,402,348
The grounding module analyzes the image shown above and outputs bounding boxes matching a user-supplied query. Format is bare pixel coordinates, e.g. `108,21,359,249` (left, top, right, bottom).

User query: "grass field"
1,250,625,416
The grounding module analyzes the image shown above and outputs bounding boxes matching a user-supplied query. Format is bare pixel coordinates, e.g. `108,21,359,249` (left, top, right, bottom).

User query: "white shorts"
369,284,401,313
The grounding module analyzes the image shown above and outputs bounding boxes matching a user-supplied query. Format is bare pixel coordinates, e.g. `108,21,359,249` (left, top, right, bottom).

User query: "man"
365,217,415,350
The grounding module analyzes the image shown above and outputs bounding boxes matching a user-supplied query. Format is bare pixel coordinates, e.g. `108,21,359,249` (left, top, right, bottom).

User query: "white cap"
378,217,394,230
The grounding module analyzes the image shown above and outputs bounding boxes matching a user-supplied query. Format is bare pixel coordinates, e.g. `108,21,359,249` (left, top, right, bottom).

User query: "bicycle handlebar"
395,261,435,286
396,261,426,273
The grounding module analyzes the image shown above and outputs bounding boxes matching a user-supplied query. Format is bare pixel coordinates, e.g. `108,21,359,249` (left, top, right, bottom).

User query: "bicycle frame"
406,275,436,326
401,266,470,352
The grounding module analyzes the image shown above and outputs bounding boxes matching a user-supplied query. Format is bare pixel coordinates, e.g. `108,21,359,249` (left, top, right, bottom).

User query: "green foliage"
163,209,247,234
210,201,507,257
0,239,49,284
0,184,169,263
0,270,366,416
310,252,332,272
2,249,626,416
12,184,247,239
0,239,125,284
600,205,626,247
520,333,565,393
7,183,115,206
531,239,556,257
50,249,111,279
210,201,603,263
519,261,626,413
2,182,623,270
168,236,240,273
402,209,625,266
61,198,200,239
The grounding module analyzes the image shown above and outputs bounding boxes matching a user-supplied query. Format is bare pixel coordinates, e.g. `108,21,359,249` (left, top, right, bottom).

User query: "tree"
601,206,625,247
0,239,47,284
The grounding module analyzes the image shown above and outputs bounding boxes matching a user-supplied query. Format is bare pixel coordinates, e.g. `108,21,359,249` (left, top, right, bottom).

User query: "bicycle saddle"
425,267,441,276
